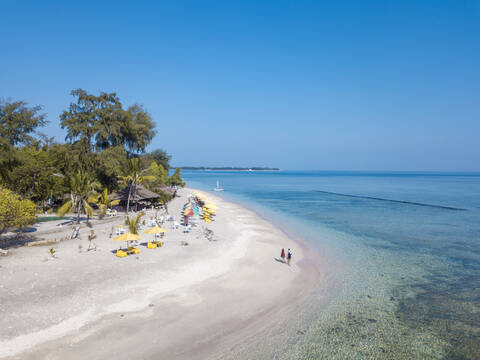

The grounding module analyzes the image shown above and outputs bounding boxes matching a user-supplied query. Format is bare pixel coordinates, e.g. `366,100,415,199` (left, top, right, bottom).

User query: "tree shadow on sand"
0,233,39,249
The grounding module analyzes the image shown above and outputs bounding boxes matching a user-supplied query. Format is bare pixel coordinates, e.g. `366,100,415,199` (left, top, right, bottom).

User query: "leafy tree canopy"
1,90,184,216
60,89,156,156
0,186,37,235
168,168,185,187
0,99,47,146
146,149,171,171
8,145,67,205
57,173,98,223
0,99,47,181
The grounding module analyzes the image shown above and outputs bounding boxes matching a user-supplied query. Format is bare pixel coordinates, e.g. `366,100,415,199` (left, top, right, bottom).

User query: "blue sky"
1,0,479,171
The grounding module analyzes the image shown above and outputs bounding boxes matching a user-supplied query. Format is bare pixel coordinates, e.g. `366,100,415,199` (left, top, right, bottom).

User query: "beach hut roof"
110,184,161,202
156,185,176,196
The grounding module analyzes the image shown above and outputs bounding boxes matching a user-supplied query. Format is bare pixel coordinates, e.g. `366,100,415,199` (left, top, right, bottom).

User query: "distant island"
177,167,280,171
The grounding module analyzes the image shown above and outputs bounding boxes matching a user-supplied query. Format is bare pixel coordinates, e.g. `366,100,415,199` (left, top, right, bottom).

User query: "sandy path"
0,188,321,359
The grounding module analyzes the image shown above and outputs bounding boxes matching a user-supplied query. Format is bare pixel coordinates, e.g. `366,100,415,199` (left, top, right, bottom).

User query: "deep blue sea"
182,170,480,359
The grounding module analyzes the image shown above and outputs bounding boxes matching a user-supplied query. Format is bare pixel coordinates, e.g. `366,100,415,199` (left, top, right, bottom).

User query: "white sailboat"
213,180,224,192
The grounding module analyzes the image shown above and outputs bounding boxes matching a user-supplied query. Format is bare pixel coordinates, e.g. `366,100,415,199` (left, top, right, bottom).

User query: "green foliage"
168,168,185,187
92,188,120,219
123,105,156,154
0,186,37,235
118,158,156,212
1,91,177,217
148,161,169,185
0,99,47,146
146,149,171,171
8,145,67,205
96,146,128,189
57,173,97,223
142,161,173,203
125,212,145,235
156,190,173,204
0,99,47,182
60,89,155,157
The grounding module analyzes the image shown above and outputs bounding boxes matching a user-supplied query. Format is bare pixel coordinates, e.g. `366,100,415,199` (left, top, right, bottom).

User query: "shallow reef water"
184,171,480,359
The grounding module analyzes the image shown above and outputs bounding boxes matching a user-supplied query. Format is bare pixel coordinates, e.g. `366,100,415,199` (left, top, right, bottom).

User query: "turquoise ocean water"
182,171,480,359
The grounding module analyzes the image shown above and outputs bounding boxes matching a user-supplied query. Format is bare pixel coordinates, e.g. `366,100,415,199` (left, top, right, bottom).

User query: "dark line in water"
314,190,467,211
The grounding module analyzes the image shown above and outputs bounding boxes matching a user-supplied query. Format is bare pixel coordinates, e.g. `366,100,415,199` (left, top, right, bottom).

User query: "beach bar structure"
110,184,164,211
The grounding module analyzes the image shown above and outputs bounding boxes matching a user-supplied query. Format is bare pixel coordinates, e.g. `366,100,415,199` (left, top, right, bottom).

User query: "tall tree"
60,89,156,159
146,149,171,171
168,168,185,188
0,99,47,181
122,105,156,154
60,89,99,153
57,173,97,224
96,146,128,190
9,145,67,207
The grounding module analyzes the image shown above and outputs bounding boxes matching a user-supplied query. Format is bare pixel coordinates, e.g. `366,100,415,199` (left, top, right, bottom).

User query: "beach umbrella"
143,226,168,234
144,225,168,241
184,208,194,216
114,233,141,241
113,232,141,248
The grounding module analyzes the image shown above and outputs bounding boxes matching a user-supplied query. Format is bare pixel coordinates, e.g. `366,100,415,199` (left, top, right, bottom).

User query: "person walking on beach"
287,248,292,266
281,248,286,262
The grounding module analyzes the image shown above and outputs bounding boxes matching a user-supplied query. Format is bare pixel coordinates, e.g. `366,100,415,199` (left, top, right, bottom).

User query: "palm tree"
125,211,145,235
118,158,155,213
57,173,97,224
93,188,120,219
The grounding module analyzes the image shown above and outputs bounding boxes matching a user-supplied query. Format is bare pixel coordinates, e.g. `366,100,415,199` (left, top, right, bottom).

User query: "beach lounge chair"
147,241,157,249
127,246,140,255
116,249,127,258
116,225,126,235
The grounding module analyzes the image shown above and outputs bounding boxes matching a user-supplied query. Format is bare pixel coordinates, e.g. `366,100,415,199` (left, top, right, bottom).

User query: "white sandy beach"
0,188,321,360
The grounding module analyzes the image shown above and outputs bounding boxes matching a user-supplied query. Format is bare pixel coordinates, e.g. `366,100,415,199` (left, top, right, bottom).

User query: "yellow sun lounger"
127,246,140,255
147,241,157,249
116,249,127,257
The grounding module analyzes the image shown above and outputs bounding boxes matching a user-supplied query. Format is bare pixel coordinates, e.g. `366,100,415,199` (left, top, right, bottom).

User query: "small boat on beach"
214,180,224,192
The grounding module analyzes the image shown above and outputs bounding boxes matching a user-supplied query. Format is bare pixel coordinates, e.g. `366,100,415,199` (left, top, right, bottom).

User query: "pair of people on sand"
280,248,292,265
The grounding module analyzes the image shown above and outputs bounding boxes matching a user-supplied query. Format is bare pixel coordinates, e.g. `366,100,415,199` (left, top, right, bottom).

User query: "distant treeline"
177,167,280,171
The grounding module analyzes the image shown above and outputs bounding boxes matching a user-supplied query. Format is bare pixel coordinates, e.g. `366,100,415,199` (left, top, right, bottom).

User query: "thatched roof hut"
156,185,176,196
110,184,161,202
